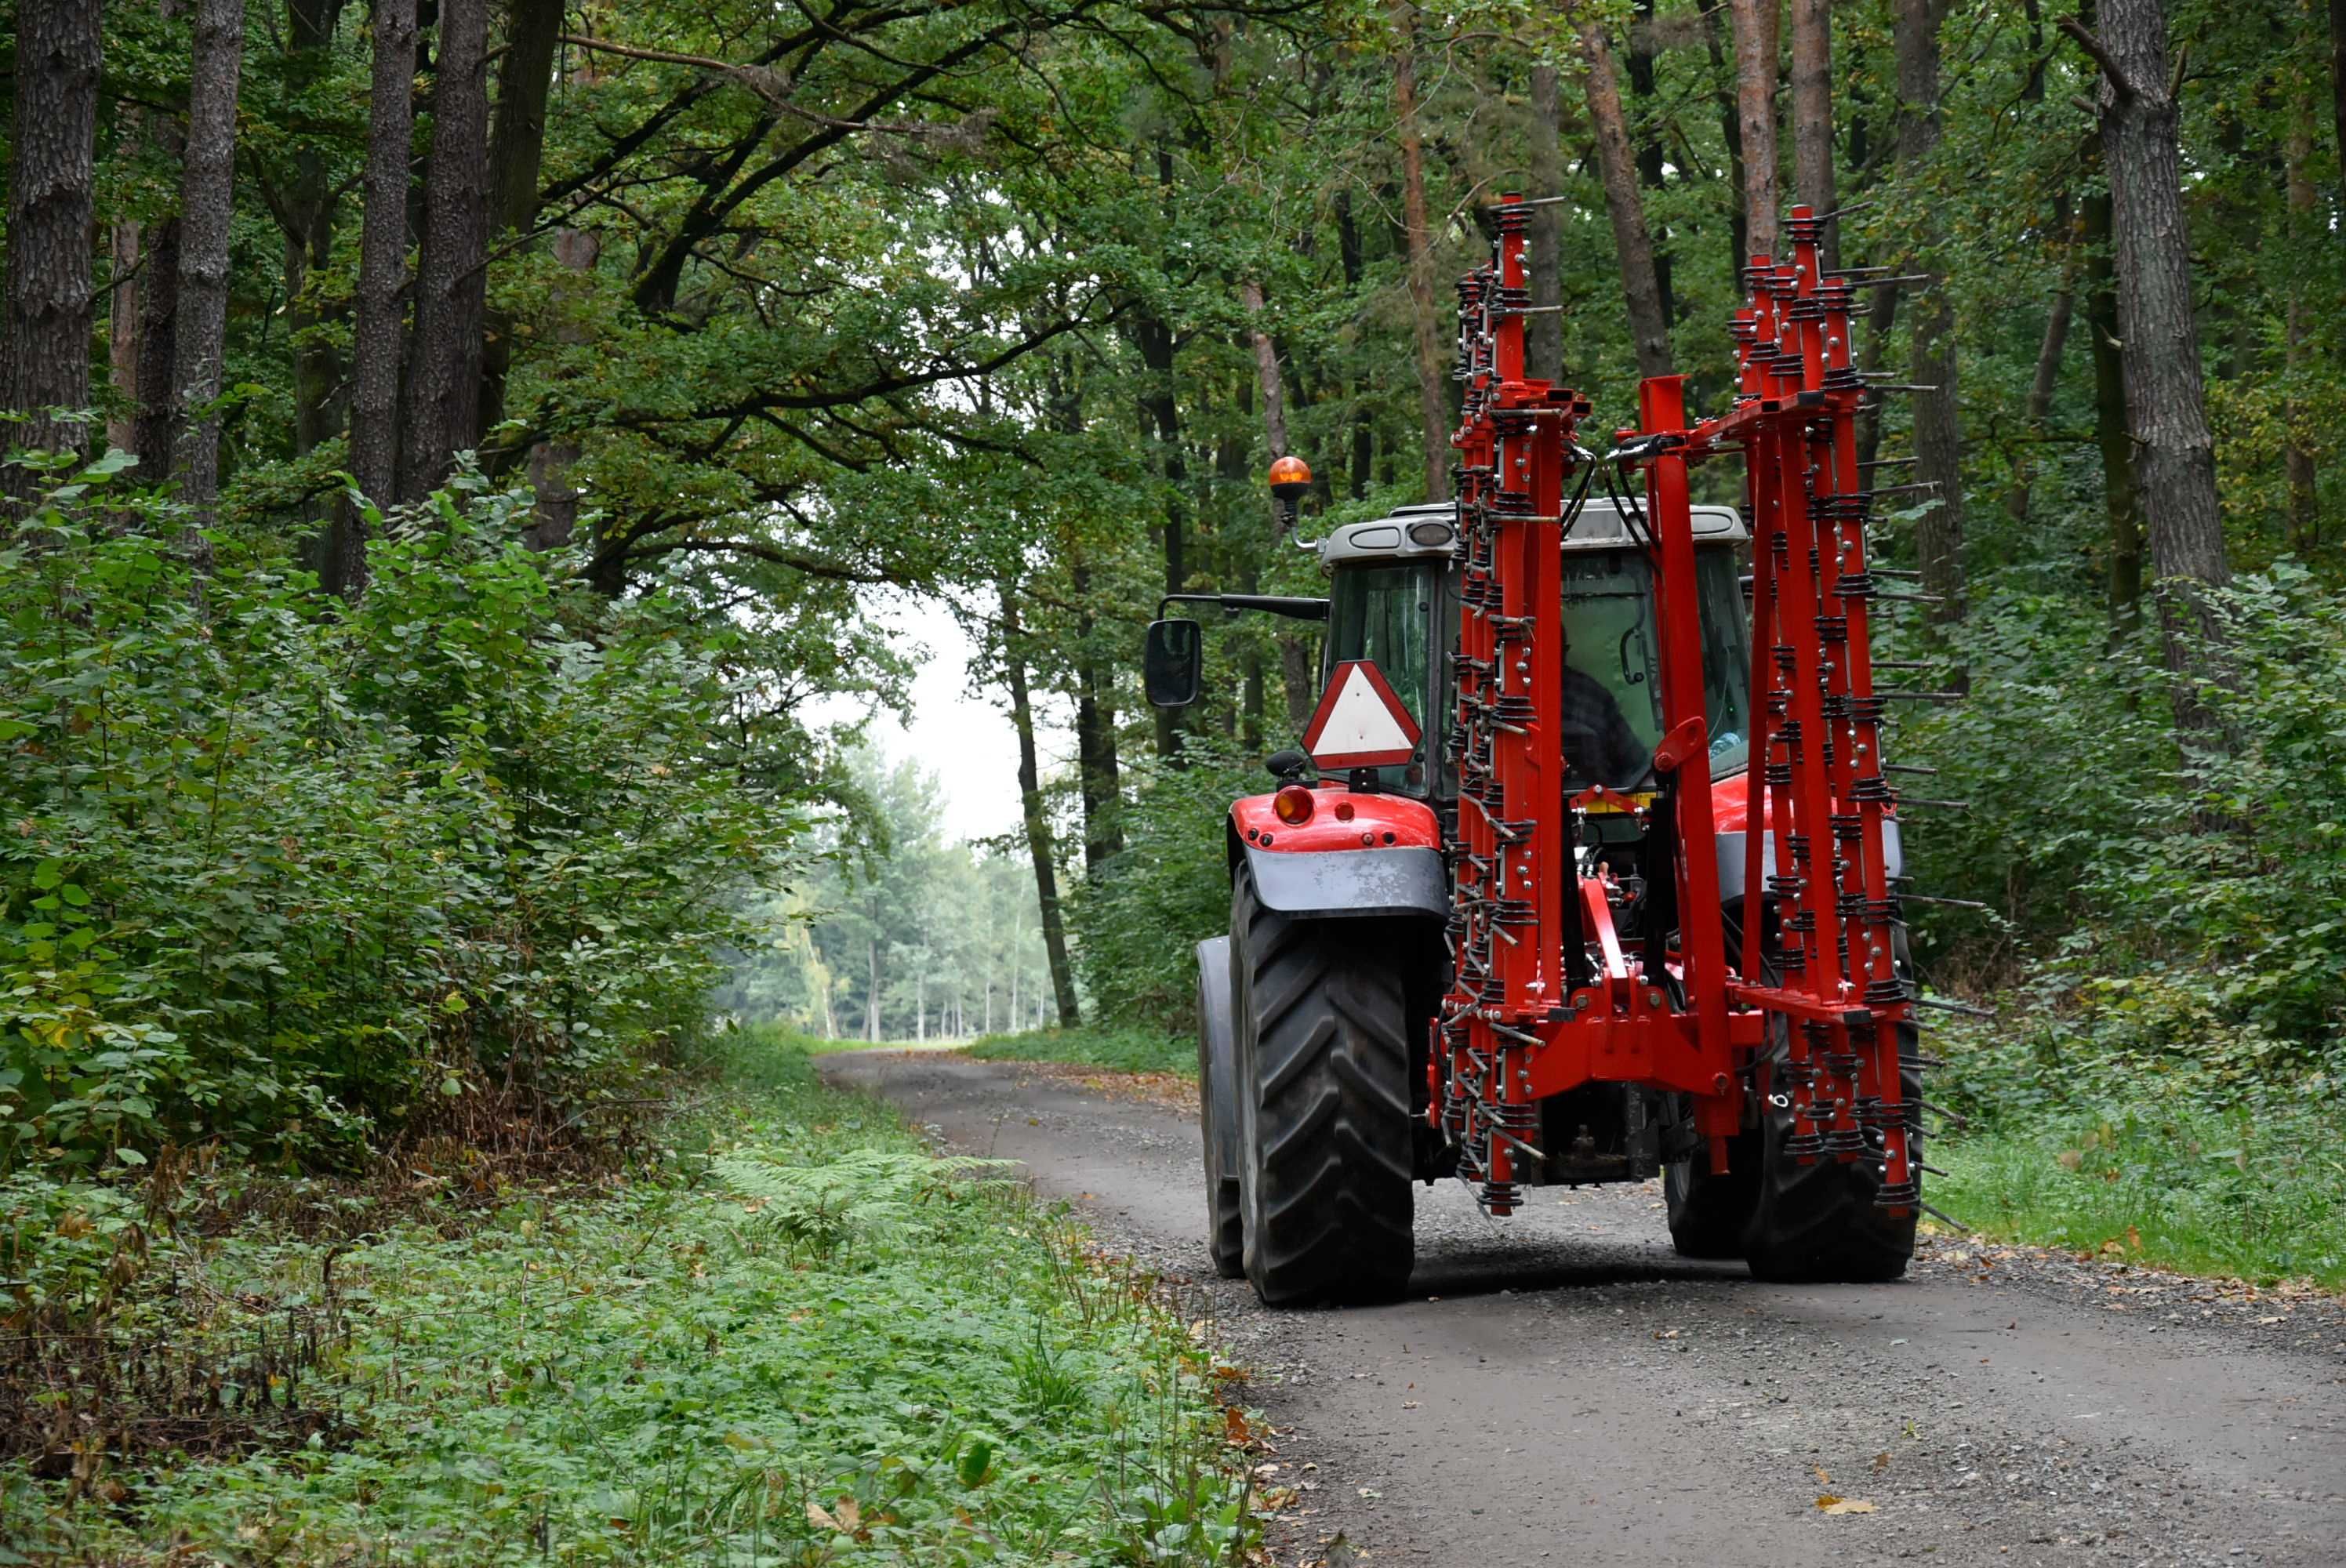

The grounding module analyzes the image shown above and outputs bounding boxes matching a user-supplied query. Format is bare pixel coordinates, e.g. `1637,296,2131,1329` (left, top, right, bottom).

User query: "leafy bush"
1067,742,1259,1033
0,460,805,1171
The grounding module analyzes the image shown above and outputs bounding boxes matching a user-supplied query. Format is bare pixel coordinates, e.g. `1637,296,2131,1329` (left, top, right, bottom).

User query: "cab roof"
1319,499,1748,569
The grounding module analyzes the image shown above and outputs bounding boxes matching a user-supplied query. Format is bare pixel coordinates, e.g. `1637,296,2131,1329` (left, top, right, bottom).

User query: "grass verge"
1932,1105,2346,1290
2,1033,1255,1564
963,1027,1195,1078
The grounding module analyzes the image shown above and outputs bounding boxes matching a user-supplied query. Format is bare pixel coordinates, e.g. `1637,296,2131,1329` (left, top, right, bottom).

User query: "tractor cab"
1313,499,1755,799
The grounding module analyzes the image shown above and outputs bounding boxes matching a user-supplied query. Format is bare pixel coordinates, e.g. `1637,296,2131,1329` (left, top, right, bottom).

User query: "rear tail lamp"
1272,785,1316,825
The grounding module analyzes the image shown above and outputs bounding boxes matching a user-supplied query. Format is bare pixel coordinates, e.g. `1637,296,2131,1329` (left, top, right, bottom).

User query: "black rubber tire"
1196,947,1245,1279
1742,1016,1921,1283
1230,866,1414,1307
1663,1105,1760,1260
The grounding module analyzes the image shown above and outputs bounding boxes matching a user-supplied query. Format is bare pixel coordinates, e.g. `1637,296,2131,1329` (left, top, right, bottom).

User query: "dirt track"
821,1051,2346,1568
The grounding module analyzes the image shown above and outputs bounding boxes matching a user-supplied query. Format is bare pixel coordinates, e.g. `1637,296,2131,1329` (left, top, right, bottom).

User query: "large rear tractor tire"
1230,867,1414,1307
1194,937,1245,1279
1662,1106,1760,1260
1742,1018,1921,1283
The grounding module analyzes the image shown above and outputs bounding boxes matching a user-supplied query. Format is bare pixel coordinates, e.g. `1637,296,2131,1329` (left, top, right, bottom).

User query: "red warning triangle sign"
1302,659,1422,770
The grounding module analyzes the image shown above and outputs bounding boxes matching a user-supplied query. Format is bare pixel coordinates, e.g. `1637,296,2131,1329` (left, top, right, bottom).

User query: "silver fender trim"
1237,842,1448,921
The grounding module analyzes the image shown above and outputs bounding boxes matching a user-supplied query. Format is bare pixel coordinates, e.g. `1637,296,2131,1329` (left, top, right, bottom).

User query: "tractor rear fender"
1195,936,1240,1192
1225,789,1447,921
1226,836,1448,921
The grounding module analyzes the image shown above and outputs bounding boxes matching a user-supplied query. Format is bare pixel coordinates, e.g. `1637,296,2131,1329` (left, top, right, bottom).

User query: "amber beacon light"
1267,456,1313,527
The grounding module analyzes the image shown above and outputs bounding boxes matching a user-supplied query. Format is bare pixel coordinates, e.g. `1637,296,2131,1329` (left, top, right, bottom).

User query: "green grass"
963,1026,1197,1078
1933,1103,2346,1290
2,1032,1255,1564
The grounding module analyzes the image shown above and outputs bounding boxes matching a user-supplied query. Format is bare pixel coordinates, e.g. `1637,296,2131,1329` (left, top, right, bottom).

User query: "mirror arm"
1156,592,1330,623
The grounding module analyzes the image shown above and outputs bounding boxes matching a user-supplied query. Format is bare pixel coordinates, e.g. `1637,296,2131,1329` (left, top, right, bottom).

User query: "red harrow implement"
1440,200,1918,1236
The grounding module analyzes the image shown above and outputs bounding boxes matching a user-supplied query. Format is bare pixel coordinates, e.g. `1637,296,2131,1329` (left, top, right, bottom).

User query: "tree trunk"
1133,305,1187,758
1729,0,1781,263
1000,582,1081,1029
523,226,599,549
1526,64,1567,383
398,0,492,500
169,0,249,532
1896,0,1965,627
107,217,142,454
1240,276,1315,737
2283,114,2319,556
1391,0,1451,503
336,0,417,594
1625,0,1679,327
2083,184,2142,622
2083,0,2230,721
1336,191,1376,502
1703,5,1751,281
1577,15,1675,379
3,0,104,469
133,216,183,481
2003,275,2072,522
866,931,881,1042
285,0,350,476
1789,0,1838,270
1070,560,1124,873
2331,0,2346,220
477,0,568,459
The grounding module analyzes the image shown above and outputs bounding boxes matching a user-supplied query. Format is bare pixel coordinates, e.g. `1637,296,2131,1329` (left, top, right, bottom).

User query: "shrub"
0,459,807,1171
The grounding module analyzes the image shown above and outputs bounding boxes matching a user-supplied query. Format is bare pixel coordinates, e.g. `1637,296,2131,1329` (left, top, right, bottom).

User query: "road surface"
822,1051,2346,1568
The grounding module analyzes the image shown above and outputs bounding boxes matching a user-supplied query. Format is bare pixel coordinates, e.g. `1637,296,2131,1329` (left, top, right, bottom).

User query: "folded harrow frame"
1436,199,1917,1219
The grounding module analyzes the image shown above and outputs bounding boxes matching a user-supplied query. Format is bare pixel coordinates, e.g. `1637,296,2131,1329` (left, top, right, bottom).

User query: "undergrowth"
963,1027,1195,1078
0,1033,1258,1564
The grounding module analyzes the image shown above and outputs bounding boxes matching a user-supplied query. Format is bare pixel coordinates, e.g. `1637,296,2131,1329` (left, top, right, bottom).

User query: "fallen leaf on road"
1813,1468,1831,1486
1402,1400,1420,1409
1356,1486,1382,1499
1821,1498,1879,1515
1872,1452,1891,1472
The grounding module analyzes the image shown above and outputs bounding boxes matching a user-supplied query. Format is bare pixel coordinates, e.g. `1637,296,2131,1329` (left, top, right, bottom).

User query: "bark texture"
2084,185,2142,620
1391,0,1452,503
2283,114,2319,554
3,0,104,466
169,0,250,529
2082,0,2231,713
1789,0,1838,270
107,217,143,454
1578,16,1675,379
1729,0,1781,263
133,217,183,479
337,0,419,594
399,0,493,500
478,0,569,451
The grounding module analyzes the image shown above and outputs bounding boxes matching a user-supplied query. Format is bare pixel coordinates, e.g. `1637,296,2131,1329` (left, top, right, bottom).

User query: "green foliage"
4,1033,1258,1563
965,1026,1195,1078
1068,744,1261,1034
0,464,804,1169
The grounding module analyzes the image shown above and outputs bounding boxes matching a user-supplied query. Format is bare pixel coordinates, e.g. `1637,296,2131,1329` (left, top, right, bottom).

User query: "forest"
4,0,2344,1555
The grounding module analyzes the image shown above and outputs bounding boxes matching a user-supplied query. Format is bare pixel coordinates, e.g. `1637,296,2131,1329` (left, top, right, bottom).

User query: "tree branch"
2058,17,2139,100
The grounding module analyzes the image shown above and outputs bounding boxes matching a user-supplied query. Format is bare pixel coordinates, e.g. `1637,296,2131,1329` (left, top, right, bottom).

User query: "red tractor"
1146,203,1927,1306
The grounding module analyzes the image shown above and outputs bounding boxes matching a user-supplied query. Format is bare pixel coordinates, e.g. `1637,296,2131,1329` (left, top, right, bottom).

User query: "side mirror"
1144,618,1203,708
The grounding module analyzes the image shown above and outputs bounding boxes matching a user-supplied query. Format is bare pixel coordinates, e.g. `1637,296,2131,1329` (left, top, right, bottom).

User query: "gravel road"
821,1051,2345,1568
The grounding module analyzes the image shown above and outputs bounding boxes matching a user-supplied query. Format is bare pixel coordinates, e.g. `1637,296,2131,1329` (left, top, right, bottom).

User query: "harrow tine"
1882,761,1939,775
1919,1202,1974,1232
1898,891,1992,910
1912,995,1996,1020
1876,691,1967,703
1897,797,1973,809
